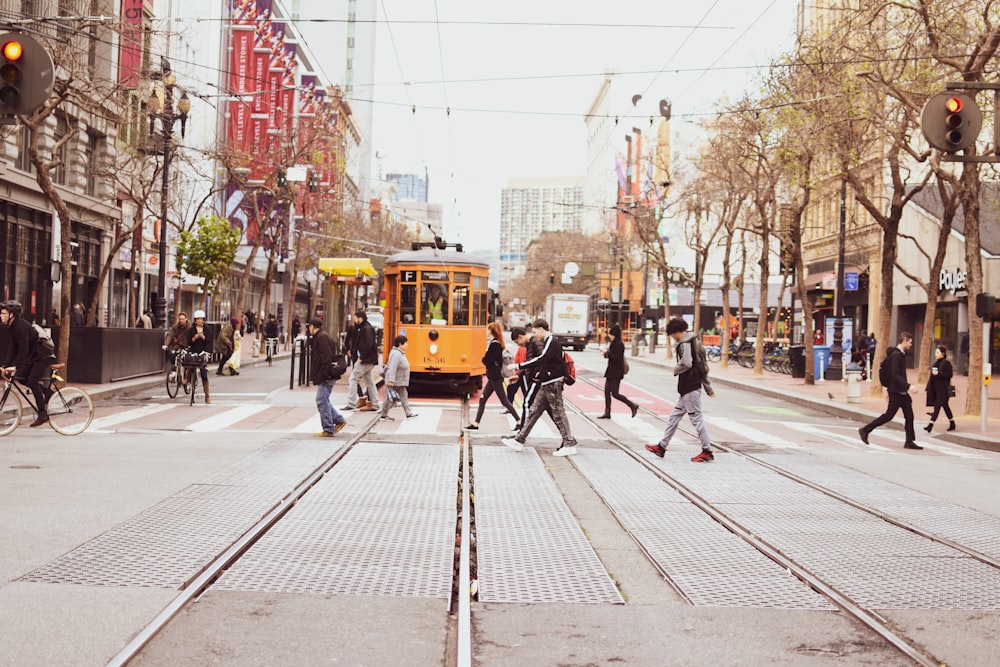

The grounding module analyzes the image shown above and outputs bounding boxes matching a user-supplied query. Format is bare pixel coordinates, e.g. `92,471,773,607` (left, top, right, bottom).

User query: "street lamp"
827,177,848,381
148,58,190,328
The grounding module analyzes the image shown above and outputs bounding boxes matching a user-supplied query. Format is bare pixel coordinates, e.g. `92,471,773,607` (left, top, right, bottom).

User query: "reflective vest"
426,296,444,321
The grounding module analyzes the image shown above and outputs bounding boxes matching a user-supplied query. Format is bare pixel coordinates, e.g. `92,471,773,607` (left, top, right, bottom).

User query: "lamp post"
827,176,848,381
148,58,190,328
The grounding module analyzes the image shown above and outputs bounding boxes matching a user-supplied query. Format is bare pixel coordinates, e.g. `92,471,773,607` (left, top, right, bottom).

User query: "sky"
297,0,801,251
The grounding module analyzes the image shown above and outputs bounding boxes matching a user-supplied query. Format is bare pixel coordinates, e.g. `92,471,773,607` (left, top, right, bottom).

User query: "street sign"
844,271,859,291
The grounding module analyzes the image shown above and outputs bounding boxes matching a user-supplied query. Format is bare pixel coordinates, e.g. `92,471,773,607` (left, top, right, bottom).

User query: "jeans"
515,382,576,448
658,390,711,451
346,361,380,409
315,379,346,433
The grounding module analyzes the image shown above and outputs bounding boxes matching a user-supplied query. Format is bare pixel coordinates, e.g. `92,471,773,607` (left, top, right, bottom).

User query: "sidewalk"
625,346,1000,453
70,335,300,401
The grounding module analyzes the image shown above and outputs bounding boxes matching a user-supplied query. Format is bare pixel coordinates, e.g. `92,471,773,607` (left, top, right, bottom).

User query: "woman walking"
924,344,955,432
379,335,418,421
598,324,639,419
466,322,521,431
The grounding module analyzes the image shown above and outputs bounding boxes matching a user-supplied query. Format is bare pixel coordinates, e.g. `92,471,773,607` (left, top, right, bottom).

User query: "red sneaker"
645,444,666,458
691,450,714,463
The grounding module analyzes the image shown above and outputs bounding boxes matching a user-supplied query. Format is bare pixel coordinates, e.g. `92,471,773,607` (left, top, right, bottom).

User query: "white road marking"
87,404,178,433
186,405,266,432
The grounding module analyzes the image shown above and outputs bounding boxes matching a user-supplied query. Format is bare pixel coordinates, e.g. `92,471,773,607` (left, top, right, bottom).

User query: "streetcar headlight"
429,343,438,355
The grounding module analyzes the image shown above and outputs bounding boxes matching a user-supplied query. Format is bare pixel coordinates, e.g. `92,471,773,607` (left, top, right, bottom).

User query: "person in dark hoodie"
645,318,716,462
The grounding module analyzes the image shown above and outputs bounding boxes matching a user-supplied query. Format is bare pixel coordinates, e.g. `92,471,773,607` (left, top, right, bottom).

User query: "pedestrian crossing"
88,403,453,435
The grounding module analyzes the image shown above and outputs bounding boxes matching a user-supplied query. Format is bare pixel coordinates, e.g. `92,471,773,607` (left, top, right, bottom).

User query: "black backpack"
878,349,895,387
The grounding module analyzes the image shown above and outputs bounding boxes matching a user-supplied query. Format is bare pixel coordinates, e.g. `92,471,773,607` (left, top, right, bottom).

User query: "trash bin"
814,345,831,380
845,366,862,403
789,345,806,378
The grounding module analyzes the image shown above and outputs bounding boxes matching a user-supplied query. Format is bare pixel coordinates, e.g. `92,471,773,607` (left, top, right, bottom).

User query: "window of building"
84,132,100,196
14,125,34,173
54,114,69,185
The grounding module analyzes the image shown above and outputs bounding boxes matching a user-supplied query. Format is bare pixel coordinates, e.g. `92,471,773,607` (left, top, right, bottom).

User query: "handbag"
948,384,956,398
329,353,349,379
623,357,630,375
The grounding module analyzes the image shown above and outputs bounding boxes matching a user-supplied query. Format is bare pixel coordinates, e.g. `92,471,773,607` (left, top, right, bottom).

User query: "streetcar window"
452,286,470,325
401,284,417,324
473,289,488,326
423,283,448,324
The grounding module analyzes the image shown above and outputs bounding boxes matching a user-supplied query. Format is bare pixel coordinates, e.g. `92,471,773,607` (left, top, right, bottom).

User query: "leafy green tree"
176,216,242,308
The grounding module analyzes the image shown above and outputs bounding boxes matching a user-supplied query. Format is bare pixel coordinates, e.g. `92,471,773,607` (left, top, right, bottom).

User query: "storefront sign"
939,268,967,296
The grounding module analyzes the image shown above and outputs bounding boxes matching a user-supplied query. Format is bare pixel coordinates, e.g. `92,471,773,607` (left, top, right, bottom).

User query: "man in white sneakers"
501,319,578,456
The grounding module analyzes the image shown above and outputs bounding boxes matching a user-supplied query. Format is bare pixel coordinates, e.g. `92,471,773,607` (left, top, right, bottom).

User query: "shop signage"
939,268,968,296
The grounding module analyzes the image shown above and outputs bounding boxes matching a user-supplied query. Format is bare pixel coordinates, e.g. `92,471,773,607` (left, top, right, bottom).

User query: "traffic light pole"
827,177,848,382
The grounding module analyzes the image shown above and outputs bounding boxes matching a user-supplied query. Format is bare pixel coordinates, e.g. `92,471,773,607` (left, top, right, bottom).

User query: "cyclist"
263,313,279,359
1,300,57,427
187,310,212,404
162,311,191,384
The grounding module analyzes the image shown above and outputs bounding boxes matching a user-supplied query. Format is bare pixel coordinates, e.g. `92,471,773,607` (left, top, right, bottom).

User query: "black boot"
923,423,933,433
629,401,639,418
597,413,611,419
29,411,49,427
948,420,956,431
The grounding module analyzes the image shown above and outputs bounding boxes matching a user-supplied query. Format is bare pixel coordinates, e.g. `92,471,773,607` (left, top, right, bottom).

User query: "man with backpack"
646,318,716,463
0,300,56,427
502,319,578,456
858,331,921,450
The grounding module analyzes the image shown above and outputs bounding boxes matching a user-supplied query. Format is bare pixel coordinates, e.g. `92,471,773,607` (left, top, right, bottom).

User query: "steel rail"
572,375,944,667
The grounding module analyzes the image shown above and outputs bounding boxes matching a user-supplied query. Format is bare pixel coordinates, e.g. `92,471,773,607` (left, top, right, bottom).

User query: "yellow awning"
319,257,377,277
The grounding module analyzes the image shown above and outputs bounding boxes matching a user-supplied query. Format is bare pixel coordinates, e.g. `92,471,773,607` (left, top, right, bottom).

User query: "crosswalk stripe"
784,422,892,452
187,405,267,432
395,408,442,434
88,404,179,432
707,416,802,450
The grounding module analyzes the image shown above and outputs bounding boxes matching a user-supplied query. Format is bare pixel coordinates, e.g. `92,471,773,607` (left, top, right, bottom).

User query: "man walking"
501,319,578,456
858,331,922,450
343,310,380,412
645,318,716,462
309,318,348,437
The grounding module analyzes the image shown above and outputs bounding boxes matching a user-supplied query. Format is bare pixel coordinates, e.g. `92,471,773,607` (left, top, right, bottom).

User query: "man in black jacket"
502,319,578,456
859,331,921,449
1,300,55,427
343,310,380,412
309,318,347,437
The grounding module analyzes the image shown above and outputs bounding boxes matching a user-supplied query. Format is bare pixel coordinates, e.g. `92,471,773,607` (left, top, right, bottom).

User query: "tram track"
106,397,476,667
570,374,974,667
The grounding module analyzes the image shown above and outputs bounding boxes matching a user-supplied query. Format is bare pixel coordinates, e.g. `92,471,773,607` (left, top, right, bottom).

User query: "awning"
319,257,377,278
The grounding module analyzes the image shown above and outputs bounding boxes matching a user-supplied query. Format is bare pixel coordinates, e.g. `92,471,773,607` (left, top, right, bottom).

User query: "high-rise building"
499,177,584,294
386,172,429,203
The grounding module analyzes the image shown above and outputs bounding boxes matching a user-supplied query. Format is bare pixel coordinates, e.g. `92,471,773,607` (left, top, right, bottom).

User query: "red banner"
118,0,145,88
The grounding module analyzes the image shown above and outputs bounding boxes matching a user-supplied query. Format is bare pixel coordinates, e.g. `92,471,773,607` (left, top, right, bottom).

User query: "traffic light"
921,92,982,153
276,168,286,187
308,172,318,192
549,271,555,285
0,33,54,116
976,293,996,319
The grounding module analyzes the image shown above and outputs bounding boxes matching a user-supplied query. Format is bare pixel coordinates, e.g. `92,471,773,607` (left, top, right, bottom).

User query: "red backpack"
563,352,576,385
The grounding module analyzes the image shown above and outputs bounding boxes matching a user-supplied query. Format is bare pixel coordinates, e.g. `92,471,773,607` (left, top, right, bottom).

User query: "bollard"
845,368,862,403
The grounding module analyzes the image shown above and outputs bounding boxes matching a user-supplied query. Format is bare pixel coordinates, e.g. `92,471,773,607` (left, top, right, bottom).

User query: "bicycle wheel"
189,370,199,405
166,367,180,398
0,388,24,437
47,386,94,435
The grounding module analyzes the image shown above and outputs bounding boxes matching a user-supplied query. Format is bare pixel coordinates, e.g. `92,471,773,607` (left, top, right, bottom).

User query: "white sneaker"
553,446,578,457
501,436,524,452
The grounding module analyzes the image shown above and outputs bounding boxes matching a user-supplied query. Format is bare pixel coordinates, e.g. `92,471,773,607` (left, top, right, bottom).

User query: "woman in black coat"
466,321,521,431
924,344,955,433
598,324,638,419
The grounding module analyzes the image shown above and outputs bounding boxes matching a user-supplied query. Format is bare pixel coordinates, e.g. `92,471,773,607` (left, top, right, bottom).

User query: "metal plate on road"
473,446,624,604
215,443,458,598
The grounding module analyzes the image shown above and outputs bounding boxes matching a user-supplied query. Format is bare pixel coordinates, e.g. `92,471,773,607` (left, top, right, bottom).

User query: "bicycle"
0,364,95,436
265,337,278,366
164,348,190,399
179,351,211,405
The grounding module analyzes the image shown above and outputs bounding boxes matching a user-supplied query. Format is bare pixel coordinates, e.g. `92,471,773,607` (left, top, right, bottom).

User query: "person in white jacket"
379,335,418,421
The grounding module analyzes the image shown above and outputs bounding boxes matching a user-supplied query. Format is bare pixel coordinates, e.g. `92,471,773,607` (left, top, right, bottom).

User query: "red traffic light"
945,97,962,113
2,40,22,62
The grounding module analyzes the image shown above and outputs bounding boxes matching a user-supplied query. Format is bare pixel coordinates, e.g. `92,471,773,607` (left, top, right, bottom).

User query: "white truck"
544,293,590,351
